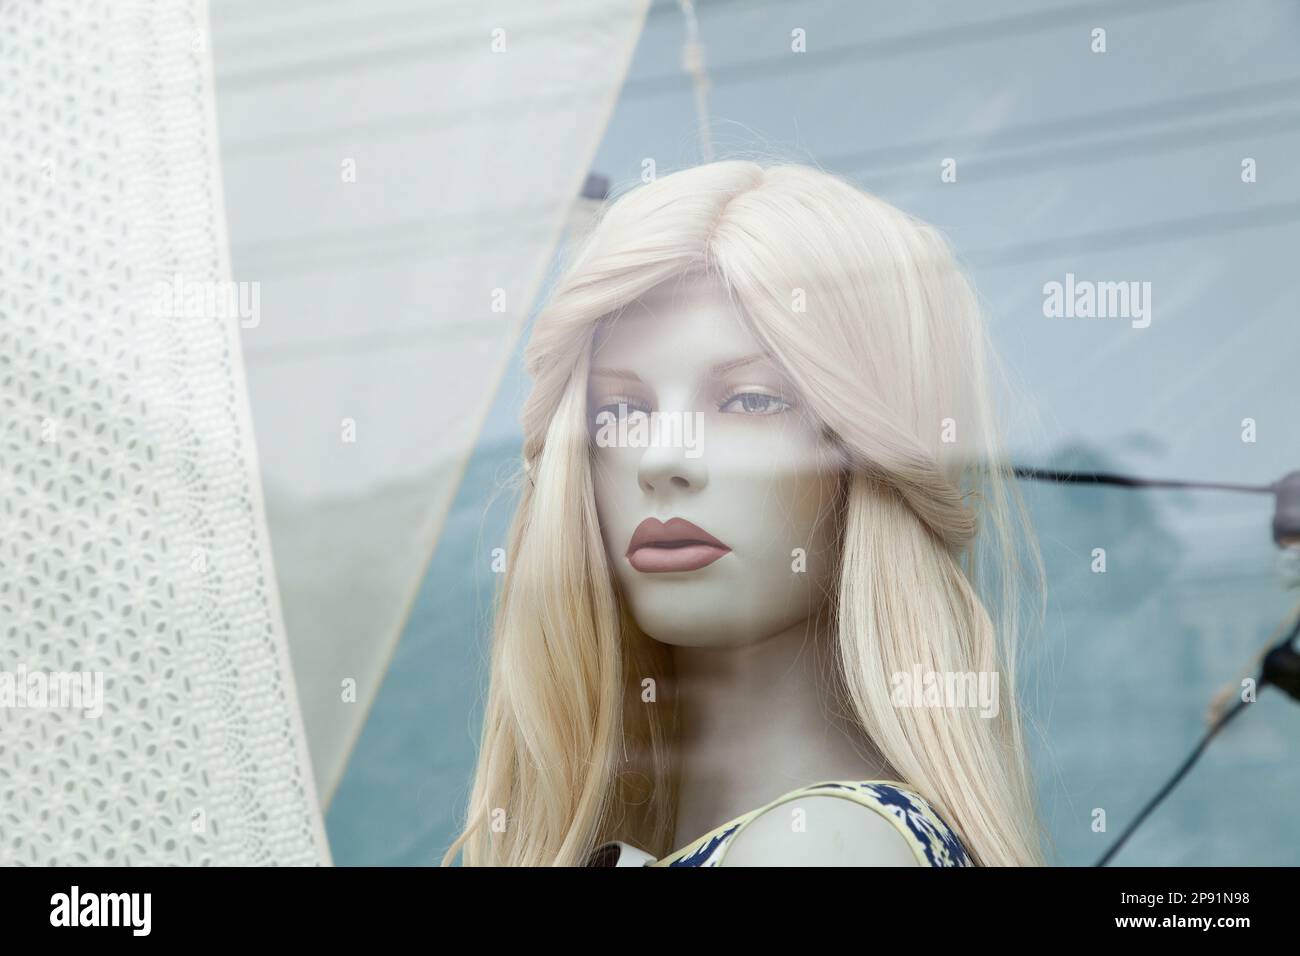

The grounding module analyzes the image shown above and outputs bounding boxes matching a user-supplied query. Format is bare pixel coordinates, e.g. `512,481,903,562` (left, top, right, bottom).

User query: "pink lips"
625,517,731,573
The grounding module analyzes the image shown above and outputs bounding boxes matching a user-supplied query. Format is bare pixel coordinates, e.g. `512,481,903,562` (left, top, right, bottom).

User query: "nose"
636,415,708,495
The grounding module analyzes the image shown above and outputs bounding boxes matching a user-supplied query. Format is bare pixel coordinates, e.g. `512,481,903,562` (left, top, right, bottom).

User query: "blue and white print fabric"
653,779,974,867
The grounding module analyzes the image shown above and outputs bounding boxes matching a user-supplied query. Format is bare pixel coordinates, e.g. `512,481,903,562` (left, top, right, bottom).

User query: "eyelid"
718,384,794,404
717,386,796,416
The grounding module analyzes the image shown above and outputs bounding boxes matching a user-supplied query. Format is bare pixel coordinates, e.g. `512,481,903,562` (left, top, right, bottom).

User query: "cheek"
783,471,841,562
721,456,840,585
591,449,639,559
695,426,843,635
714,421,838,550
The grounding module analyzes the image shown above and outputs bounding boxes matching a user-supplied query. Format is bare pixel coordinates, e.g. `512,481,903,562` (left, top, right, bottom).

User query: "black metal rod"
1013,466,1275,495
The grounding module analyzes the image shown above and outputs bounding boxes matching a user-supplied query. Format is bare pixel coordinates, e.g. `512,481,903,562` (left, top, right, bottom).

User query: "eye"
718,390,793,416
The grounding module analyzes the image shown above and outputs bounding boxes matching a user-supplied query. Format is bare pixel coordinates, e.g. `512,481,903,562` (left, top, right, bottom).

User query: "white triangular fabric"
210,0,651,804
0,0,328,864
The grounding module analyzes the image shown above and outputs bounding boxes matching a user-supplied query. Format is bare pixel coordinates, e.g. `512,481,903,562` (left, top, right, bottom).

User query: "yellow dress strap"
650,779,973,867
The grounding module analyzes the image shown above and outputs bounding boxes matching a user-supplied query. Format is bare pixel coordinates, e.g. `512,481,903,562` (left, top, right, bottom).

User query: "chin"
638,620,743,649
622,593,811,650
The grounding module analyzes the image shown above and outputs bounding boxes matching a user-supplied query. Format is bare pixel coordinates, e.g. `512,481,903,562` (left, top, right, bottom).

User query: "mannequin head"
588,274,843,648
448,162,1043,867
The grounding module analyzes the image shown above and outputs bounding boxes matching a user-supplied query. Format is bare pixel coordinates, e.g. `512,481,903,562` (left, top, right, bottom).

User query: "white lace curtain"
0,0,329,865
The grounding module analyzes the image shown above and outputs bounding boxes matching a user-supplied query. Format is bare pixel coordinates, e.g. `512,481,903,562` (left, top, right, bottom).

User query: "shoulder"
717,780,973,868
720,790,919,867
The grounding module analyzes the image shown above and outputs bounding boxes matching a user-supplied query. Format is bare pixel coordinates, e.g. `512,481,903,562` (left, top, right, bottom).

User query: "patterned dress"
648,780,974,867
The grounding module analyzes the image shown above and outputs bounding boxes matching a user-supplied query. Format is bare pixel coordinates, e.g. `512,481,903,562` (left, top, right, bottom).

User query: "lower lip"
627,544,731,573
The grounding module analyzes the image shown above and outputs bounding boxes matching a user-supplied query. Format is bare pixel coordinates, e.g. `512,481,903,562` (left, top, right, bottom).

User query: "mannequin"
444,161,1045,867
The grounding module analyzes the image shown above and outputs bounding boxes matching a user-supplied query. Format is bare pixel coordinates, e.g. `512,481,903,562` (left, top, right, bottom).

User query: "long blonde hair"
444,161,1045,866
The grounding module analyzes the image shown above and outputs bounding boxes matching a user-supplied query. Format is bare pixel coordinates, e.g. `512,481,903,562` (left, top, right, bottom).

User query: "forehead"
591,276,762,371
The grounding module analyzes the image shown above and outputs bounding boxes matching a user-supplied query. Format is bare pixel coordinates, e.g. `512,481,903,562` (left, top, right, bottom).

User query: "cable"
1094,608,1300,866
1094,699,1249,867
1017,464,1300,548
1011,466,1276,495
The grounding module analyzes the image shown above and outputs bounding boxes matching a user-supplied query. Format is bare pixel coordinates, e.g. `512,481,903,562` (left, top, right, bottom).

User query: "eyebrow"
590,352,772,383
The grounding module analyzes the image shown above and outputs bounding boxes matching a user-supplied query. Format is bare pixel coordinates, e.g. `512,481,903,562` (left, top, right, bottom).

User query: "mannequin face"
588,276,843,648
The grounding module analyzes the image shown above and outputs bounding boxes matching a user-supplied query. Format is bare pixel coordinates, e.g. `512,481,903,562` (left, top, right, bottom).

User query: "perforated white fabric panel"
0,0,329,864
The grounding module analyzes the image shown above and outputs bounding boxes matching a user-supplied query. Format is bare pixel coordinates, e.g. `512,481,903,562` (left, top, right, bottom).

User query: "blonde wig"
444,161,1045,867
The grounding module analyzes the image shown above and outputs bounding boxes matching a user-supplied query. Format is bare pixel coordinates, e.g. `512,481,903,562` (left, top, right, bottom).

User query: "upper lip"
626,517,729,555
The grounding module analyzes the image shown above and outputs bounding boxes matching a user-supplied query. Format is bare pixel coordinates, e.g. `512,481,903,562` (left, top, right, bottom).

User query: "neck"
667,612,894,850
